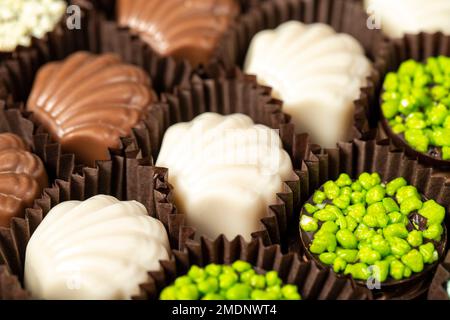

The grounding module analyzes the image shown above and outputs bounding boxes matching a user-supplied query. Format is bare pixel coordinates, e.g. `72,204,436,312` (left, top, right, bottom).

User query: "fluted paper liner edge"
133,237,372,300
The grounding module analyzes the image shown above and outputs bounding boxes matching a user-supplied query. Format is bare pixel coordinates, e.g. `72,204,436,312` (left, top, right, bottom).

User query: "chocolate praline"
380,117,450,170
299,174,447,300
116,0,240,66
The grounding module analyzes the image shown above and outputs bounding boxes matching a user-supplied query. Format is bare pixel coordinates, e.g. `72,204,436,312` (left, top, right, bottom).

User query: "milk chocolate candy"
0,133,48,227
116,0,240,66
26,52,153,167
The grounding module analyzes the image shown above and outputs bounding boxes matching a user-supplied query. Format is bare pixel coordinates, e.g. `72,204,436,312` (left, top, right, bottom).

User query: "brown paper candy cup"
0,1,92,63
135,73,307,249
0,266,29,300
73,0,265,93
133,237,373,300
0,102,77,217
73,0,269,79
0,159,189,299
76,0,267,19
300,189,447,299
0,10,91,102
373,33,450,169
290,129,450,299
0,2,191,100
209,0,390,137
428,251,450,300
0,2,192,168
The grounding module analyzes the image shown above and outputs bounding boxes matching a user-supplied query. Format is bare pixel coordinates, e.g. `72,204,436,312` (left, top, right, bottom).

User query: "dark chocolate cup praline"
299,181,448,299
380,117,450,170
428,251,450,300
287,129,450,299
136,73,303,249
369,32,450,170
133,236,373,300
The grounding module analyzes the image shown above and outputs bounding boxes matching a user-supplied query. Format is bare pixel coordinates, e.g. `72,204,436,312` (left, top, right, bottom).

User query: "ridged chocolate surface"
116,0,240,66
0,133,47,227
27,52,153,166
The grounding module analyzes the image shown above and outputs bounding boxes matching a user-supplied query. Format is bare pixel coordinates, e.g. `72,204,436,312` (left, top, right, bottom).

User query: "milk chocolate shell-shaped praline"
116,0,240,66
0,133,48,227
26,52,153,167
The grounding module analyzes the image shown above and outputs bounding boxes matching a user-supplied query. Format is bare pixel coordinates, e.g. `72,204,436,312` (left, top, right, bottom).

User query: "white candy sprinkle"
0,0,67,51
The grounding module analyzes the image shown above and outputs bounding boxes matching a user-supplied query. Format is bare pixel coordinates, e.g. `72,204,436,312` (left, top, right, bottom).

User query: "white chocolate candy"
365,0,450,38
244,21,371,148
156,113,296,241
24,195,171,300
0,0,67,51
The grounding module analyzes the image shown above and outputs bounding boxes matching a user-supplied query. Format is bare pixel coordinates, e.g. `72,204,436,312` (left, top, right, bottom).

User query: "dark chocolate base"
0,267,29,300
374,33,450,170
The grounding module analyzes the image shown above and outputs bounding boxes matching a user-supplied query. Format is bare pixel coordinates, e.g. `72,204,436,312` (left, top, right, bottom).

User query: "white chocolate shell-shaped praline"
156,113,297,241
116,0,240,66
244,21,372,148
364,0,450,38
26,51,153,167
24,195,171,300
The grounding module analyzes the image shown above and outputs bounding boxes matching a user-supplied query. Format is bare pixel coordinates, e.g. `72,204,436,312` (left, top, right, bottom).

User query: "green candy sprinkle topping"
300,172,446,282
381,57,450,160
159,262,301,300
